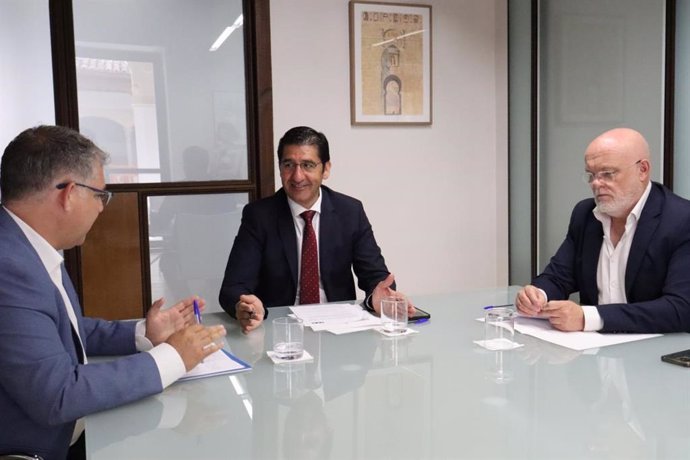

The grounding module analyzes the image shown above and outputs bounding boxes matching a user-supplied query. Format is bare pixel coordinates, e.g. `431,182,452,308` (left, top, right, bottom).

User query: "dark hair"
0,125,109,203
277,126,330,164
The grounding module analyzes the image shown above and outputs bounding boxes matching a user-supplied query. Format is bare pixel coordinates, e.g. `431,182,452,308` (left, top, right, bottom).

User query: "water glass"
272,317,304,360
484,306,517,350
380,296,408,334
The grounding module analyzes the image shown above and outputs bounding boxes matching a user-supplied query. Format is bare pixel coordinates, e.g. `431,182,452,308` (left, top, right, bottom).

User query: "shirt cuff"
537,288,548,303
582,305,604,331
135,320,154,351
146,342,187,389
362,294,375,312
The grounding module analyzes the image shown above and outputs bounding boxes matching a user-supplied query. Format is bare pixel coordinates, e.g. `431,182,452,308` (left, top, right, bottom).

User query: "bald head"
584,128,651,221
585,128,651,166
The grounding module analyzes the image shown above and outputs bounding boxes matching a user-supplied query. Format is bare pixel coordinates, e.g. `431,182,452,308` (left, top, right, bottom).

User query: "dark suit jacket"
0,208,162,460
219,186,391,316
533,182,690,333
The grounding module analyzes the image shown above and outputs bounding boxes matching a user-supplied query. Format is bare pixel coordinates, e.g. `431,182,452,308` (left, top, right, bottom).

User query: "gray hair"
0,125,109,203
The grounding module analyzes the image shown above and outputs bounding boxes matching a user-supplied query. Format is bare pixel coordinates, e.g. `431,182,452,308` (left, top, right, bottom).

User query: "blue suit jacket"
0,208,163,460
533,182,690,333
219,186,391,316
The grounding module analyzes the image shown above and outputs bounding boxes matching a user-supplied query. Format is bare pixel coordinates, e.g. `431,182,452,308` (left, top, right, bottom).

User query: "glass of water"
380,296,408,334
272,317,304,360
484,306,517,350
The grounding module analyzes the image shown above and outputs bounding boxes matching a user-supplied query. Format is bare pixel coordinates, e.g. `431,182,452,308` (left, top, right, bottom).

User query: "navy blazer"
0,208,162,460
219,186,391,316
533,182,690,333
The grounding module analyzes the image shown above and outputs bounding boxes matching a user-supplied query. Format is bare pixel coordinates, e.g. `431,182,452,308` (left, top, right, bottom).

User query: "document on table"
290,303,381,334
178,349,251,382
514,316,662,351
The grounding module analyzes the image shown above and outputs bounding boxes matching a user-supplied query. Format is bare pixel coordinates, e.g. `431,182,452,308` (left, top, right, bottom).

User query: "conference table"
85,287,690,459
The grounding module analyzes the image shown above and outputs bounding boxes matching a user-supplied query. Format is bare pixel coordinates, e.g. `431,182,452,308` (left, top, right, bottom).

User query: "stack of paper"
290,303,381,334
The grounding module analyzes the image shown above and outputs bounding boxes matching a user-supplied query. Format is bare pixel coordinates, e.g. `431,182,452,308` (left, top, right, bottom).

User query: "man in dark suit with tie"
0,125,226,459
516,128,690,333
219,126,412,333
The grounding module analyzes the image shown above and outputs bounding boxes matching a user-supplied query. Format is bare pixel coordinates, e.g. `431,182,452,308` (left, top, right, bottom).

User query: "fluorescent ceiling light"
209,14,243,51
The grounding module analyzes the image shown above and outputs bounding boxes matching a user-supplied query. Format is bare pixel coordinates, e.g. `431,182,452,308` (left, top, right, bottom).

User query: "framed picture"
349,1,432,125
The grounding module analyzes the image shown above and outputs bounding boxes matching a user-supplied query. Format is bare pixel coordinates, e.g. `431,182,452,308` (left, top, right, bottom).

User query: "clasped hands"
145,296,227,371
515,285,584,331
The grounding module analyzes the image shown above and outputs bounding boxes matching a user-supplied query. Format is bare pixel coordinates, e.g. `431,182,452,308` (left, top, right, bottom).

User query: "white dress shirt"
287,192,327,304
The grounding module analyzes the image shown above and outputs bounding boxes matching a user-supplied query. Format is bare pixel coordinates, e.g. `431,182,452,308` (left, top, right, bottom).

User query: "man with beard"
515,128,690,333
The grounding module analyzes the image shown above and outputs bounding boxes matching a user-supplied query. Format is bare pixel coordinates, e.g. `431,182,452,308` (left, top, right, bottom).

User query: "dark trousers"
66,432,85,460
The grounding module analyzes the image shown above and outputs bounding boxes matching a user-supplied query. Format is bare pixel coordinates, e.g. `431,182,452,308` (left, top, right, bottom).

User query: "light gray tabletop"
85,287,690,459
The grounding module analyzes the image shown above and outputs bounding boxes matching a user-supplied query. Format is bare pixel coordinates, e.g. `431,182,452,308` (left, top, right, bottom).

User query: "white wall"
270,0,508,297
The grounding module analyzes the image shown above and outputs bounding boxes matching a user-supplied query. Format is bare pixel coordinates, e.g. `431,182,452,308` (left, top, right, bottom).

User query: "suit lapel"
625,185,662,296
581,214,603,303
318,187,339,281
277,190,299,287
61,264,87,363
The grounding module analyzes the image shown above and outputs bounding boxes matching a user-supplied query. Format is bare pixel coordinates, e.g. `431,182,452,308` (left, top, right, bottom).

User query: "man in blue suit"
219,126,412,333
0,126,226,459
516,128,690,333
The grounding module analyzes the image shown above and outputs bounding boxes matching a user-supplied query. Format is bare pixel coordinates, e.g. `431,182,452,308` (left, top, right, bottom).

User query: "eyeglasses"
56,182,113,206
581,160,642,184
279,160,322,173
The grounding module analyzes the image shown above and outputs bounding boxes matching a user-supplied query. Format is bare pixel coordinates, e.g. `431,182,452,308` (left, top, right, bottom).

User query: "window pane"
73,0,247,184
0,0,54,154
148,193,248,313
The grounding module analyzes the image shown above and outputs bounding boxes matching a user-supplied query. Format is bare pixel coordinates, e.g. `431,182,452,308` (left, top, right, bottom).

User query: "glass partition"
73,0,247,184
0,0,54,155
148,193,248,313
537,0,665,270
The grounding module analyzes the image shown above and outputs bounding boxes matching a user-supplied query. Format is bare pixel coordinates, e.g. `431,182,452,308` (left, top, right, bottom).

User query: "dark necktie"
299,210,320,304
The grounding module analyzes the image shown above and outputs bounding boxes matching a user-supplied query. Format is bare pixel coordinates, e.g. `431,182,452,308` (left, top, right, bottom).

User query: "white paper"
514,316,662,351
179,349,251,381
290,303,382,334
474,338,524,350
290,303,366,326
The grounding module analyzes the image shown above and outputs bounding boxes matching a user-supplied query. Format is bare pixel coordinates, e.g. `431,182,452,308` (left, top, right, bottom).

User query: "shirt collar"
3,206,64,275
287,188,323,219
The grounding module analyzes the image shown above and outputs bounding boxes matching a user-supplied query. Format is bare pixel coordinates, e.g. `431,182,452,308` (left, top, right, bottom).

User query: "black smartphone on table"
409,307,431,323
661,349,690,367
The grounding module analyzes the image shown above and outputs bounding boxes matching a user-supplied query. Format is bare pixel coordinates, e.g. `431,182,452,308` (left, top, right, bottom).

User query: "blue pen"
193,299,202,324
414,317,430,324
483,303,513,310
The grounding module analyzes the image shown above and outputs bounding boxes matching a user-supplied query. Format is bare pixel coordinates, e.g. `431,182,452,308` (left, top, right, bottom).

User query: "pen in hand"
483,303,514,310
193,299,202,324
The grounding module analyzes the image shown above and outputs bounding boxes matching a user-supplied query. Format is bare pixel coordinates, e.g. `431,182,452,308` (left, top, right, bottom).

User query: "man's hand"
541,300,585,331
236,294,265,334
146,296,205,345
371,273,416,316
166,324,227,371
515,285,546,316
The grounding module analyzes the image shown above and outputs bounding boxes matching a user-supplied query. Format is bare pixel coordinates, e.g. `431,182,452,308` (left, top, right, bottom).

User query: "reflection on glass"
0,0,55,152
73,0,247,184
148,192,247,313
77,58,161,183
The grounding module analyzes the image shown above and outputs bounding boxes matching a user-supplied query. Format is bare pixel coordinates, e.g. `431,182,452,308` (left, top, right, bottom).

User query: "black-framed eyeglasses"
279,160,322,173
581,160,642,184
56,182,113,206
